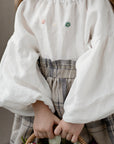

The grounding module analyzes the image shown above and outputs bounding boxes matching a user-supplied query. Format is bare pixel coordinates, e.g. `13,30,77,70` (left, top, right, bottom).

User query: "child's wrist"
32,100,51,114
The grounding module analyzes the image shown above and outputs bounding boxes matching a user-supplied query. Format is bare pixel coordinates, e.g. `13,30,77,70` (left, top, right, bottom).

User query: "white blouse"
0,0,114,123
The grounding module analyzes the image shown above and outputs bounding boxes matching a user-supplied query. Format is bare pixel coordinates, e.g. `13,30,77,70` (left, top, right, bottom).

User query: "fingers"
34,126,54,139
71,135,78,143
34,130,54,139
34,130,39,138
54,119,79,143
61,130,67,139
66,133,73,141
34,130,47,138
38,132,47,138
54,116,61,125
54,125,62,136
47,132,55,139
47,127,55,139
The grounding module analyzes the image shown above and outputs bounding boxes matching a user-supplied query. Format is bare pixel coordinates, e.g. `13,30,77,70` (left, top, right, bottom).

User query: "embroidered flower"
65,22,71,27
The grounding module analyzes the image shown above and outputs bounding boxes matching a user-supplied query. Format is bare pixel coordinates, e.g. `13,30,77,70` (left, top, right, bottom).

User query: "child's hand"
32,101,60,139
54,119,84,143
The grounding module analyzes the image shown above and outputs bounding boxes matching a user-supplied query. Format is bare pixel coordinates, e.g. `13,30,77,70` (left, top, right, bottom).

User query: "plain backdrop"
0,0,15,143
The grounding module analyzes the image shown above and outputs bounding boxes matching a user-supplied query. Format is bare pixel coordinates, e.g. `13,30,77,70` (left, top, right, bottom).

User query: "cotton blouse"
0,0,114,123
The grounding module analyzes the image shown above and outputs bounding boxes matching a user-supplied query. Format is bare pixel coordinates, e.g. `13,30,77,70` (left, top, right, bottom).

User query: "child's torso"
24,0,89,60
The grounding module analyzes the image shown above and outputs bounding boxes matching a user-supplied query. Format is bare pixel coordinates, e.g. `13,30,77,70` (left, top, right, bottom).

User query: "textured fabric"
10,57,114,144
103,114,114,143
10,114,34,144
37,56,76,118
0,0,114,123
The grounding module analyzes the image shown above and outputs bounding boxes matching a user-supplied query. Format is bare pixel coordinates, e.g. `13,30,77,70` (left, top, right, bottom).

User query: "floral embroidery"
42,19,45,24
65,22,71,27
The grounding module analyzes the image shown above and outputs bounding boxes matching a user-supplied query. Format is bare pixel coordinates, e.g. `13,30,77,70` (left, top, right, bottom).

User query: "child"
0,0,114,143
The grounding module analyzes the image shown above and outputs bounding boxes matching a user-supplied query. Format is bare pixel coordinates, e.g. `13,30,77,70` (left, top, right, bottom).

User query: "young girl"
0,0,114,143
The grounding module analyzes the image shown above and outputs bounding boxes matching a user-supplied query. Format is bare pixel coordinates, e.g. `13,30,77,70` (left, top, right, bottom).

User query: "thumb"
54,124,62,136
54,116,61,125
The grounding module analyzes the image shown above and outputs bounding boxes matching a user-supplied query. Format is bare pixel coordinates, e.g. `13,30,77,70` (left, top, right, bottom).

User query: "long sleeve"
63,0,114,123
0,0,54,116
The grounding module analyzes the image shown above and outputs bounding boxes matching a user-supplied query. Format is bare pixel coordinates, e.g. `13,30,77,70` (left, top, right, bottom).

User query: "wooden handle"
25,133,36,144
78,136,87,144
25,133,87,144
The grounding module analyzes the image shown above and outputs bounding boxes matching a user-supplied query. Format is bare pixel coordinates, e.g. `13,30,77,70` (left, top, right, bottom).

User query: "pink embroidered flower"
42,19,45,24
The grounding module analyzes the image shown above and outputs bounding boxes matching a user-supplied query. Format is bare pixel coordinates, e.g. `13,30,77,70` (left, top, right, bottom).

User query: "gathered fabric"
10,56,114,144
0,0,114,123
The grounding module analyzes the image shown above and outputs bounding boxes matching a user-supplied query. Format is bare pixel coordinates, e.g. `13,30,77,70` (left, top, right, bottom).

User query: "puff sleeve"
0,0,54,116
63,0,114,123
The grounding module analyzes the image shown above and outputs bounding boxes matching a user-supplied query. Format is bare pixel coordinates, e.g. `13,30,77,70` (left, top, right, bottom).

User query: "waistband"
37,56,76,78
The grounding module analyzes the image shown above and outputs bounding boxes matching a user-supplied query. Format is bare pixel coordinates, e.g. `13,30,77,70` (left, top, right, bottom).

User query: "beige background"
0,0,15,143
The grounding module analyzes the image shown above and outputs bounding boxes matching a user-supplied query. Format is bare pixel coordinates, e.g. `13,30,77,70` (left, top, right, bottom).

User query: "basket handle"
25,133,35,144
25,133,87,144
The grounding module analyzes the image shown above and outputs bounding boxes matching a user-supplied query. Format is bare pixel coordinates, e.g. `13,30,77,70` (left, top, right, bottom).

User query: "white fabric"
0,0,114,123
